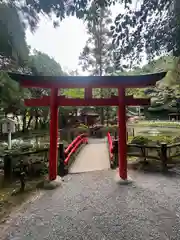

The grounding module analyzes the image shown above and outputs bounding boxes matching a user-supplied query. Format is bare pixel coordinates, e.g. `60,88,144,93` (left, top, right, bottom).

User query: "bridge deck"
69,138,110,173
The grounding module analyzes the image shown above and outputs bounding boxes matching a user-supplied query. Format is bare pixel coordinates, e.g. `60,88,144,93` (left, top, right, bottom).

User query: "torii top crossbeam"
8,71,166,88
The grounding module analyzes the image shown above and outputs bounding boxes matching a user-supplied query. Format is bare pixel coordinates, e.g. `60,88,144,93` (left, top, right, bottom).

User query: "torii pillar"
49,88,59,180
118,88,127,180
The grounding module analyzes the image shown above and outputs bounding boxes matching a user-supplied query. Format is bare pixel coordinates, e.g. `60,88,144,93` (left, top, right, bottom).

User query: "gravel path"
69,138,110,174
2,169,180,240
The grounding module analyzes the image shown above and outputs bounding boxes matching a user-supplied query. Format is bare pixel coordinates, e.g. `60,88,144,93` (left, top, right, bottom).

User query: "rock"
37,176,62,190
114,171,133,185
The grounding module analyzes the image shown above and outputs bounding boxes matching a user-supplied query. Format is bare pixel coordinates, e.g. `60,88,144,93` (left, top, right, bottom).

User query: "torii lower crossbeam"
24,96,150,107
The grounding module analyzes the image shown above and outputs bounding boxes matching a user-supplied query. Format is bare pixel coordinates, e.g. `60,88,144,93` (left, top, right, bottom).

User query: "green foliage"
77,124,88,129
7,0,129,30
29,50,63,76
63,88,84,98
0,3,30,115
153,135,173,145
0,3,29,65
130,136,149,145
0,71,29,113
62,70,85,100
114,55,180,114
111,0,179,71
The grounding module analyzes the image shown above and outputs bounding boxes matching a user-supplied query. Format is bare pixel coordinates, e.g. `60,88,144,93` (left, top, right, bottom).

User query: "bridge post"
118,87,127,180
85,87,92,99
49,88,59,181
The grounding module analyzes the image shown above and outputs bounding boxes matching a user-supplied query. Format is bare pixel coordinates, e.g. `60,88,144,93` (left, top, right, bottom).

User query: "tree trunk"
15,115,19,131
26,116,33,130
99,10,104,125
22,110,27,132
35,116,39,129
106,107,109,126
100,89,104,125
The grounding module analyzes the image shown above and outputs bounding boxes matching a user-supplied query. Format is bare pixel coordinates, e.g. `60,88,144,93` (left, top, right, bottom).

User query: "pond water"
138,128,179,137
0,134,55,151
0,129,76,151
0,134,55,167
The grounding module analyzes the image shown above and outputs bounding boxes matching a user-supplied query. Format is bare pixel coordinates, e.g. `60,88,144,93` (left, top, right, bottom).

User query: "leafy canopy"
111,0,179,68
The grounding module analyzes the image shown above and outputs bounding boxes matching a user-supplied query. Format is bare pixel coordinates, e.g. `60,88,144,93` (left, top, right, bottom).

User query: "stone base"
37,175,62,190
114,173,133,185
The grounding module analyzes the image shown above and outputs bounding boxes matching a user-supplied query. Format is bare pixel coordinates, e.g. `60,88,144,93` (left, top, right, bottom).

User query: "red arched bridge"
1,131,127,179
58,132,114,176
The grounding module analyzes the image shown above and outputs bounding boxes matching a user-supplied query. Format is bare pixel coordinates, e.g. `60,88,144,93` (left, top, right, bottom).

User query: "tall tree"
0,51,66,131
79,5,115,124
0,3,30,121
25,50,65,130
0,3,29,67
79,5,114,75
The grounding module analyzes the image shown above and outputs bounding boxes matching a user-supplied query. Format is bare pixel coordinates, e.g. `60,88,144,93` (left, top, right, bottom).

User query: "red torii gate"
8,72,166,181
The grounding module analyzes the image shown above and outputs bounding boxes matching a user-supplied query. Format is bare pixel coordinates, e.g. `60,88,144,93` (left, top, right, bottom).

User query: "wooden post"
19,160,26,192
70,131,74,141
160,142,168,172
8,131,12,150
4,155,13,182
58,142,66,177
118,88,127,180
112,139,118,168
49,88,59,181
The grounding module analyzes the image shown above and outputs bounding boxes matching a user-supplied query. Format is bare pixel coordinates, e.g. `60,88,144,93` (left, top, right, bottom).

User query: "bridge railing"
64,133,88,166
107,132,119,169
107,132,113,163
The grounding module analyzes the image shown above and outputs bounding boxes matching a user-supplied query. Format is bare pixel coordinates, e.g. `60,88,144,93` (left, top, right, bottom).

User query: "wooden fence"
127,142,180,170
108,132,180,170
0,133,88,181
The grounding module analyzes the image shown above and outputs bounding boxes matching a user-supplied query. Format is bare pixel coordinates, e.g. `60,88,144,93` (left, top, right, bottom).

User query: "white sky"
26,5,123,74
